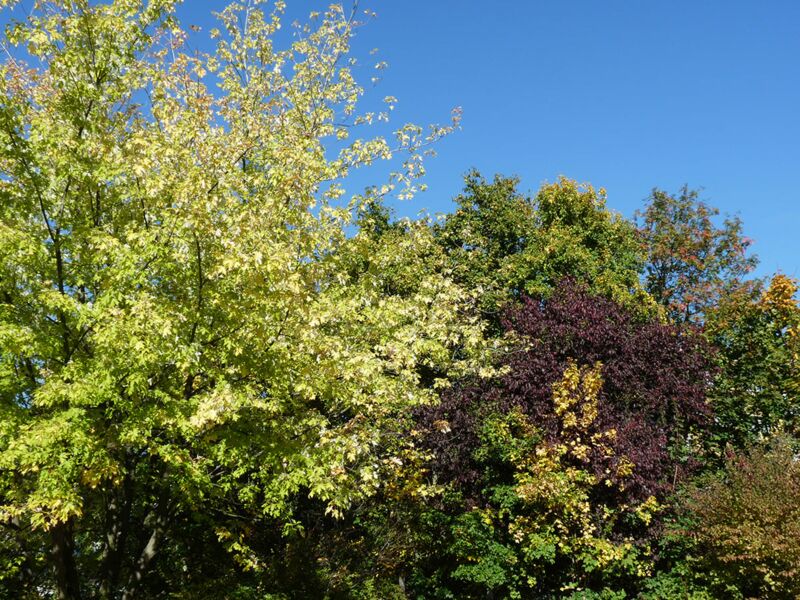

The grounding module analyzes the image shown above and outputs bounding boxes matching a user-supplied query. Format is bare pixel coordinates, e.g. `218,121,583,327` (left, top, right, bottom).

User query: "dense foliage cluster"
683,439,800,599
412,281,712,598
425,280,711,495
0,2,798,599
705,274,800,451
436,172,652,323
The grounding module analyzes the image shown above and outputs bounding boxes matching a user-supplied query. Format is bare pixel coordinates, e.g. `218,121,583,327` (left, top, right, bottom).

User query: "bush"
678,437,800,599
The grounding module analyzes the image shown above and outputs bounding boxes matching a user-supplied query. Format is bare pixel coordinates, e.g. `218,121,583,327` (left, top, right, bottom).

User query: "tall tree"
636,186,758,324
0,1,479,597
437,172,653,322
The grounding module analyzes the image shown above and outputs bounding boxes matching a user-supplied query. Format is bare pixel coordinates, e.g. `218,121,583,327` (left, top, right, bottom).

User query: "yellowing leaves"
0,0,484,573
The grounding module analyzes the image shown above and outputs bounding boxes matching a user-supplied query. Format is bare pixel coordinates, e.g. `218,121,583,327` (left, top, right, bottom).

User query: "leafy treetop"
437,171,653,322
0,1,480,597
636,186,758,324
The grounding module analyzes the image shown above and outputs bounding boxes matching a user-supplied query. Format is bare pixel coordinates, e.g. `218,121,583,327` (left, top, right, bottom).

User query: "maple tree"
0,1,480,597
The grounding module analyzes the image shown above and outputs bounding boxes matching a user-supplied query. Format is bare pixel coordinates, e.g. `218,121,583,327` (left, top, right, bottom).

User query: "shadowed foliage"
412,280,713,597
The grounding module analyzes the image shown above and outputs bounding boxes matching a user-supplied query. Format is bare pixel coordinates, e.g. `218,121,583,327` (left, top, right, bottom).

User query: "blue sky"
197,0,793,279
328,0,800,279
7,1,798,277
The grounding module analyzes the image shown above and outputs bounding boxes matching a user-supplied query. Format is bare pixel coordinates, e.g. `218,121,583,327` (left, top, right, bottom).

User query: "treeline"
0,2,798,599
249,175,798,600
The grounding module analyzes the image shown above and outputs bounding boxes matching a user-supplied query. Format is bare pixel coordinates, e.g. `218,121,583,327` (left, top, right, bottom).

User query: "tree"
0,1,479,597
436,172,654,323
705,274,800,451
636,186,758,324
413,280,713,598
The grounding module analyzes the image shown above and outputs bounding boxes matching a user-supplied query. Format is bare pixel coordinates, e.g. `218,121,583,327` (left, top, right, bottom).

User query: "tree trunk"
50,520,81,600
100,471,133,599
120,511,168,600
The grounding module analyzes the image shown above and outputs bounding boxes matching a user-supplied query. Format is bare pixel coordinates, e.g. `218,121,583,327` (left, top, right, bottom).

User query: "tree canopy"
436,172,653,322
0,2,480,597
0,2,797,599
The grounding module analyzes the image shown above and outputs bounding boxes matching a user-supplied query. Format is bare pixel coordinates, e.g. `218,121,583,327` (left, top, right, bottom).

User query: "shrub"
679,437,800,599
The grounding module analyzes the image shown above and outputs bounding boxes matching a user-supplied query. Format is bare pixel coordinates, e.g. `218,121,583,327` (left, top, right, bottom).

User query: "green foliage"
705,274,800,451
637,186,758,324
527,179,647,310
639,568,715,600
434,172,535,316
436,171,654,321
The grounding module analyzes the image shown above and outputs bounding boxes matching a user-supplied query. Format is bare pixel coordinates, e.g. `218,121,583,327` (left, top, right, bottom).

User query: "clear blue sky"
9,1,799,277
328,0,800,279
202,0,793,279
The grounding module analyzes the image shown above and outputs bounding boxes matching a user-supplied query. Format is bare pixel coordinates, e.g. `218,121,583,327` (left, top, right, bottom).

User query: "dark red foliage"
422,280,714,505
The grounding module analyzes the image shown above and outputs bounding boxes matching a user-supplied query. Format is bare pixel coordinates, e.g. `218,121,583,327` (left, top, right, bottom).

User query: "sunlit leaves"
637,186,758,324
0,0,479,595
705,273,800,450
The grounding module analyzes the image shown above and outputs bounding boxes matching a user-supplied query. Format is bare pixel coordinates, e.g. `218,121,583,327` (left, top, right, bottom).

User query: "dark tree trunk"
120,508,169,600
100,471,133,599
119,525,164,600
50,520,81,600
